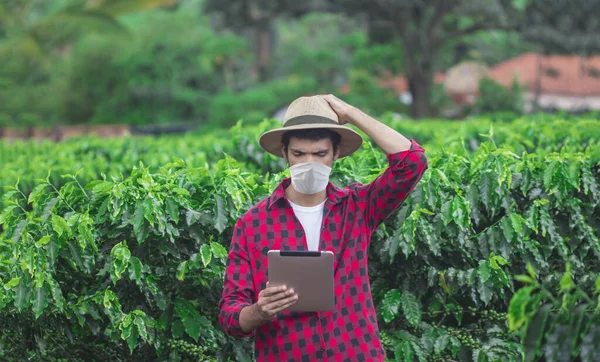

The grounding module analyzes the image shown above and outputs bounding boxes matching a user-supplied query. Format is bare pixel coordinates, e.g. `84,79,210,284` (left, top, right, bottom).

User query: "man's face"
282,137,339,167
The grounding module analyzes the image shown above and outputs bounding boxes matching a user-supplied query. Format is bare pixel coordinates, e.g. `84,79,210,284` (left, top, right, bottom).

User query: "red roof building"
346,53,600,112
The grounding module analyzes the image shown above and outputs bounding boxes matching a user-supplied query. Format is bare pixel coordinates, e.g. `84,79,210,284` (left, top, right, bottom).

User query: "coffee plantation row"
2,114,599,205
0,115,599,361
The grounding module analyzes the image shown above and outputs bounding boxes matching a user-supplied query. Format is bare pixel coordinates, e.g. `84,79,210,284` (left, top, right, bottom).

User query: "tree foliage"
328,0,522,118
519,0,600,54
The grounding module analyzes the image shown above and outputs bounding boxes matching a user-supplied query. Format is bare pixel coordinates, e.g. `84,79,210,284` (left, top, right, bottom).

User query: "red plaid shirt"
219,140,428,362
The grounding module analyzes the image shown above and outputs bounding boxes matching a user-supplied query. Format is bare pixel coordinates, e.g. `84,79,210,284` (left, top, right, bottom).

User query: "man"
219,94,428,361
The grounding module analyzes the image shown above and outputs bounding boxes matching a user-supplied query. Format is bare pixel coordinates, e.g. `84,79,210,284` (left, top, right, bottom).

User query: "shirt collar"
267,177,348,210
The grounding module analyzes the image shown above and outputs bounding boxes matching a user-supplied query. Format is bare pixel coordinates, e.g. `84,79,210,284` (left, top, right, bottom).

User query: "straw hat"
258,95,363,158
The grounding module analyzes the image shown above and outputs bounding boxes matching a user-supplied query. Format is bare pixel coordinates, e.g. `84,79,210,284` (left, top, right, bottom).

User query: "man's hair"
281,129,341,156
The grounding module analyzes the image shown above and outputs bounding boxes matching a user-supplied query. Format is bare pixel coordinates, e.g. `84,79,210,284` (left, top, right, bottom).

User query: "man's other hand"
255,283,298,321
239,283,298,333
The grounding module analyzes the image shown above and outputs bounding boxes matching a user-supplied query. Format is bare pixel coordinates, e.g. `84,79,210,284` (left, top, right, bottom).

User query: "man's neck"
284,185,327,207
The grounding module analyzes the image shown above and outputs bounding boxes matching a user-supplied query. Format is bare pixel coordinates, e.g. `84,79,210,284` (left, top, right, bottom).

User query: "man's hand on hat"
322,94,358,125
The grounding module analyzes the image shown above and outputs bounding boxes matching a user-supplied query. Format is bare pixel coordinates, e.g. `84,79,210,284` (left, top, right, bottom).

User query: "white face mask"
289,161,332,195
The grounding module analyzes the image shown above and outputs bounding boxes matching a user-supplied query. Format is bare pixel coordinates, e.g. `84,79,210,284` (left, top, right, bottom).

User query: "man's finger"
264,294,298,311
261,289,295,305
270,299,299,314
261,285,287,297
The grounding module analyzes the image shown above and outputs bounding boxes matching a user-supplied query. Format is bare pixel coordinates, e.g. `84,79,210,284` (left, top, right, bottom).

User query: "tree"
203,0,329,82
0,0,177,129
0,0,177,55
329,0,520,118
517,0,600,111
519,0,600,55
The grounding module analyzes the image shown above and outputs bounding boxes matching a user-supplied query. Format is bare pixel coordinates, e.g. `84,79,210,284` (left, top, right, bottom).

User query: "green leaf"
210,242,228,259
15,277,30,310
172,319,184,339
175,298,202,342
5,277,20,289
126,322,140,354
28,183,48,205
129,257,142,281
176,261,187,281
525,204,539,232
501,216,514,242
567,162,581,190
543,161,559,191
419,329,436,354
398,341,414,362
142,196,155,226
473,348,490,362
410,340,427,362
32,285,48,319
401,291,421,327
510,213,524,236
523,304,550,361
434,169,450,185
200,244,212,267
479,172,493,212
122,314,133,334
527,263,537,280
478,261,491,283
381,289,401,323
559,267,574,293
214,194,227,233
0,205,17,224
166,198,179,223
508,286,534,330
110,241,131,283
35,235,51,248
478,281,493,305
441,200,453,226
514,275,536,284
134,316,148,341
133,202,146,242
418,217,440,256
47,276,65,310
51,215,71,238
451,196,468,230
490,253,508,268
434,334,450,354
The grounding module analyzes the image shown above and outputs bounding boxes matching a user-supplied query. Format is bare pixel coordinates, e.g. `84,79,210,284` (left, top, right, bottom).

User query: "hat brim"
259,123,364,158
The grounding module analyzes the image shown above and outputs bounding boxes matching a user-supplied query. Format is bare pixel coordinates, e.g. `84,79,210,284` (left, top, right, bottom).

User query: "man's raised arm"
324,94,429,231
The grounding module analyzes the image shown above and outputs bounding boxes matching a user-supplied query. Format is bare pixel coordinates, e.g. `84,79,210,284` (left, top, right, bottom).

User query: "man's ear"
333,148,340,161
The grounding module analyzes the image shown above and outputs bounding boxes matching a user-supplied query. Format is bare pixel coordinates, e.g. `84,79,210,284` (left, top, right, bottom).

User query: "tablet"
267,250,335,312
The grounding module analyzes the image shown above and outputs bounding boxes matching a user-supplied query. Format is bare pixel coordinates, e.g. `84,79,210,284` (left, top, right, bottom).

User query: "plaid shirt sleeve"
218,218,255,338
353,139,428,231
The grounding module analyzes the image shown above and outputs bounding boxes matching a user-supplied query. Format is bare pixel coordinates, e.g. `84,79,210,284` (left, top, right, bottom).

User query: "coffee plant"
1,115,598,361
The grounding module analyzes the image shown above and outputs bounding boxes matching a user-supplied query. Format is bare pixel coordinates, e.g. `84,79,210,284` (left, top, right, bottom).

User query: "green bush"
467,77,525,116
1,115,599,361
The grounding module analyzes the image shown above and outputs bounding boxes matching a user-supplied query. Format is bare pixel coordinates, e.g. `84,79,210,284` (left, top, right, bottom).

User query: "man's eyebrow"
290,148,330,153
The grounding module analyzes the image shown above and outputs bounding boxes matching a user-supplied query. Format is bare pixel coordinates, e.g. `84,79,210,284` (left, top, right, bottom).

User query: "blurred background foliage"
0,0,598,130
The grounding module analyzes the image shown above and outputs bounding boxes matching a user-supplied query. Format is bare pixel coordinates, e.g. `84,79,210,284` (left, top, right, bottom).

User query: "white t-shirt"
288,200,325,251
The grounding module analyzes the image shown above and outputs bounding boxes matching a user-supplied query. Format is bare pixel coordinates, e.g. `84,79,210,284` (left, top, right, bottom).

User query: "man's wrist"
250,303,266,323
345,106,361,126
348,107,371,129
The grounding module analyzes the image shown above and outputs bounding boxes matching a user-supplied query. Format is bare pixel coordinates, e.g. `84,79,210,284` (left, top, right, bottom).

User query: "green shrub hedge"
1,115,598,361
